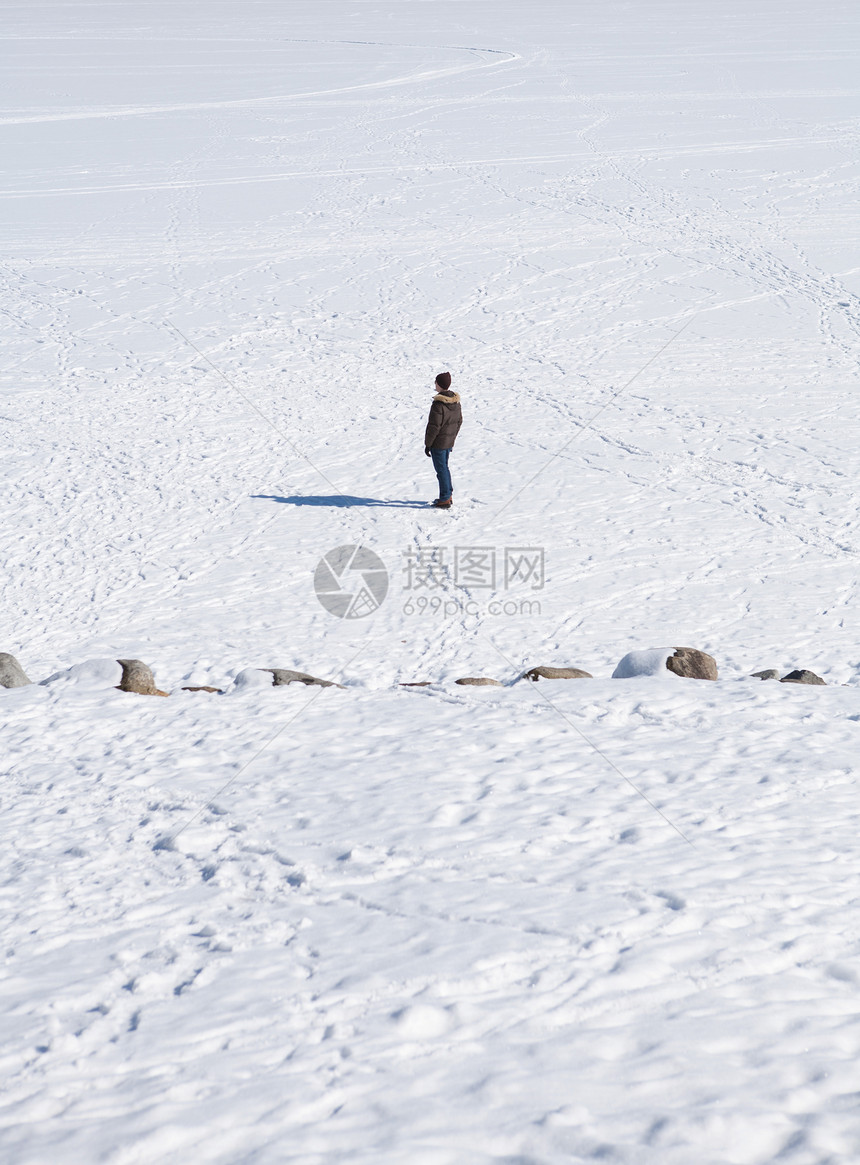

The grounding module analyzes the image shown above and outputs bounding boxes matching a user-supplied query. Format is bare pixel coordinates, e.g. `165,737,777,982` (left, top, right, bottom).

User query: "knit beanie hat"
435,372,452,392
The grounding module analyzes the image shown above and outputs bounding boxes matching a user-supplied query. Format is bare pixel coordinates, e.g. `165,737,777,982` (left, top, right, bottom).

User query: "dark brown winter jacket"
424,391,462,451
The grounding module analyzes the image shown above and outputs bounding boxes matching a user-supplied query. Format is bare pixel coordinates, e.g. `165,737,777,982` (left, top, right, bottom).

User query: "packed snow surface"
3,1,860,1161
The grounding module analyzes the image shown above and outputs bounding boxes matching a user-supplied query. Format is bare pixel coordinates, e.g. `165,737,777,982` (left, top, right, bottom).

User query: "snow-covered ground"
3,2,860,1161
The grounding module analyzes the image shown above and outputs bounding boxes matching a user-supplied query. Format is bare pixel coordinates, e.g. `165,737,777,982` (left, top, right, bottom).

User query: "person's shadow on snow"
253,494,428,509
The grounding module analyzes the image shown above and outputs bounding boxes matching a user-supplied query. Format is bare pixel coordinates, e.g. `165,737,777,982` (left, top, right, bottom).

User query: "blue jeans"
430,448,453,500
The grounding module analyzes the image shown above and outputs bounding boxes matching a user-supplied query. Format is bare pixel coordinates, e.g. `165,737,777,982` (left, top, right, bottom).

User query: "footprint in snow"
655,890,686,911
392,1003,454,1039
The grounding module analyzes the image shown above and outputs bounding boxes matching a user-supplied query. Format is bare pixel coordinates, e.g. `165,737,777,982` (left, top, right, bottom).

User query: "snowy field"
3,1,860,1161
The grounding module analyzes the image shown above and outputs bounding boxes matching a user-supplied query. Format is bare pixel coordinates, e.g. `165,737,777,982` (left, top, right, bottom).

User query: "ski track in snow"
3,1,860,1161
0,43,519,129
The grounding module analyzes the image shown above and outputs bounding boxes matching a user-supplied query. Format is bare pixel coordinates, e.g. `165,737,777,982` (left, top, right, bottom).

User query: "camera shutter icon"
314,545,389,619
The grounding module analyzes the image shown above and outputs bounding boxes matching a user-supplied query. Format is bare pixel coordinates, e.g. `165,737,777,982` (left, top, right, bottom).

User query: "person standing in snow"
424,372,462,508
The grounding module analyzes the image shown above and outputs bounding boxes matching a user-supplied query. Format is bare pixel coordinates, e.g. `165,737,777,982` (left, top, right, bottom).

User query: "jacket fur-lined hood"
433,391,460,404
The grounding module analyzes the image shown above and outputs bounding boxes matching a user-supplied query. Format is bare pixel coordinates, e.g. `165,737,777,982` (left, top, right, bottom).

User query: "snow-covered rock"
612,648,717,680
40,659,124,689
268,668,342,688
232,667,342,690
611,648,676,679
231,668,278,690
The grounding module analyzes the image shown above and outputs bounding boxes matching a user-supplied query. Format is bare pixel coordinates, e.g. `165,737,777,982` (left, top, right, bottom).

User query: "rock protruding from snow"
117,659,168,696
752,669,781,681
522,665,593,681
267,669,343,688
0,652,30,688
781,669,826,686
666,647,718,681
181,686,223,694
455,677,503,687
